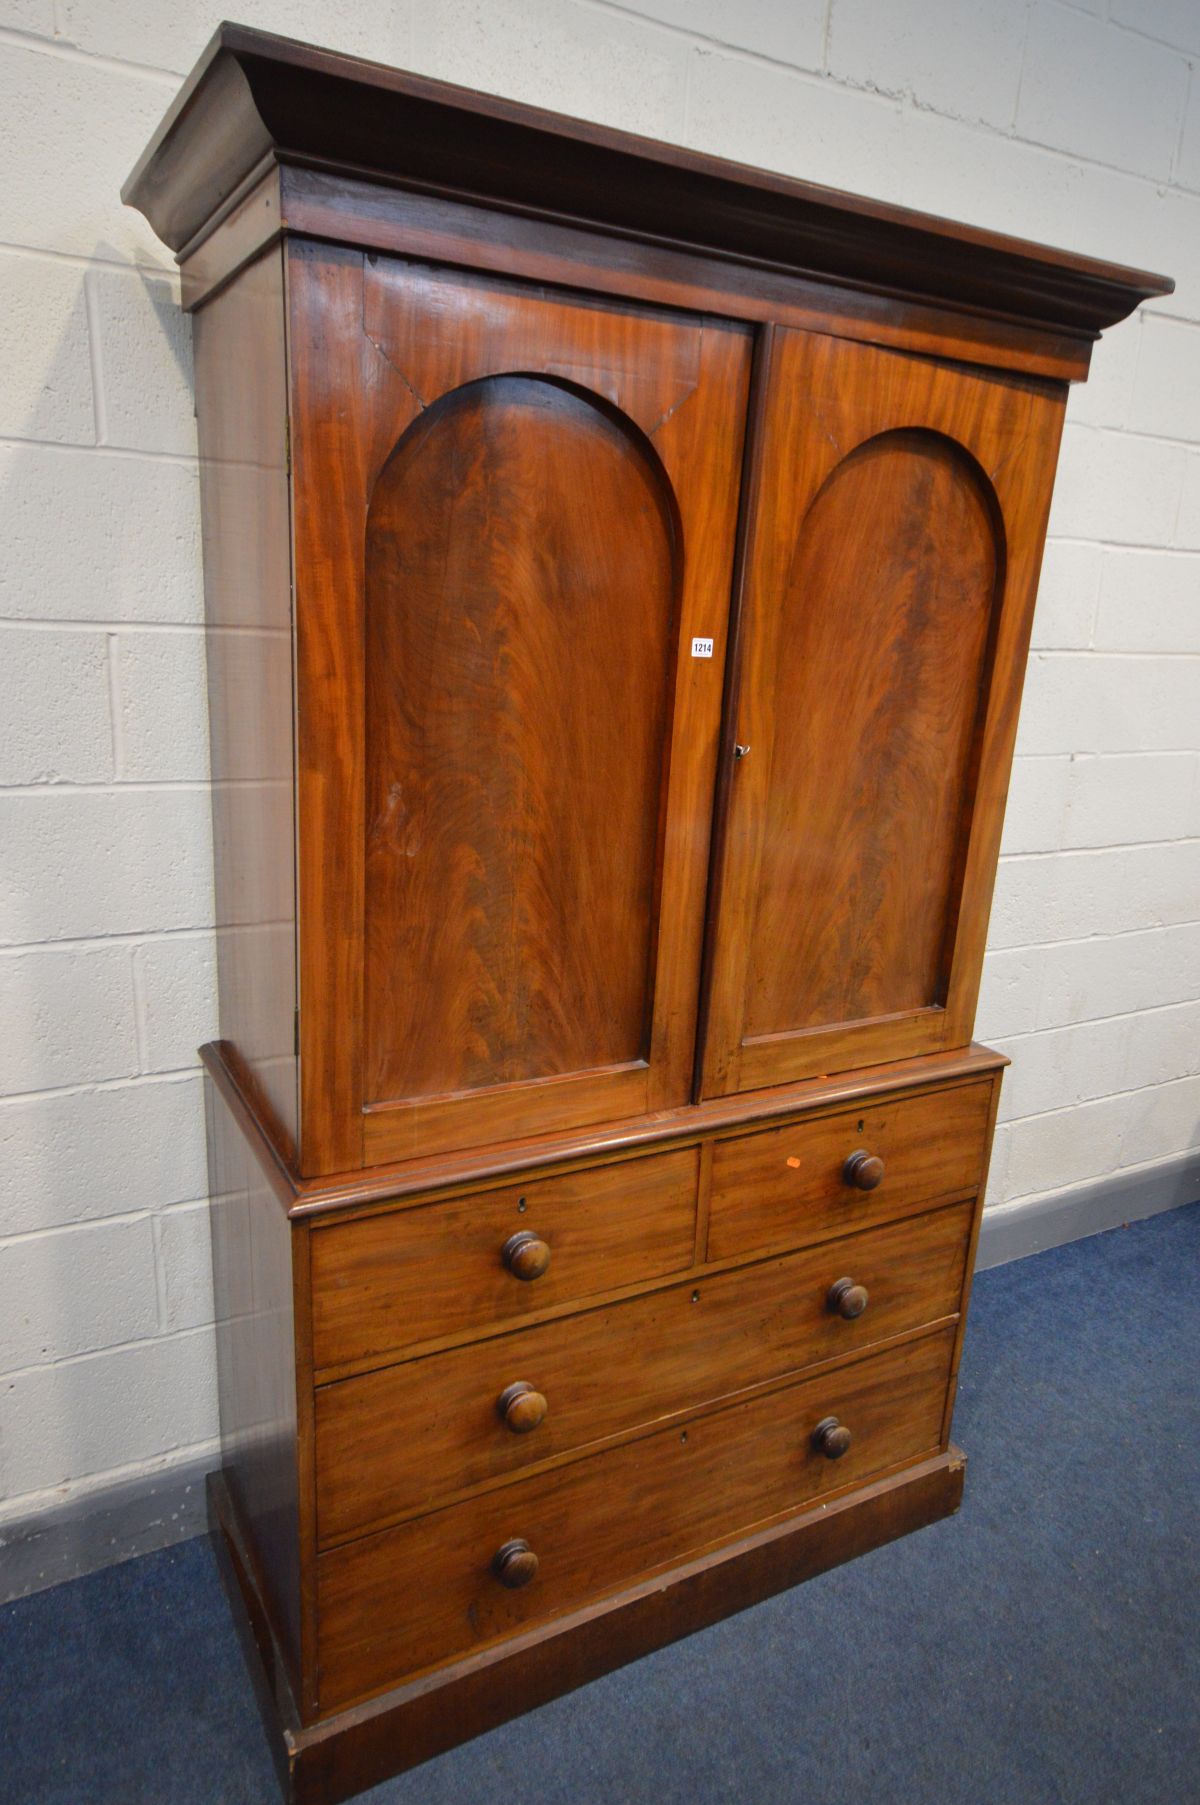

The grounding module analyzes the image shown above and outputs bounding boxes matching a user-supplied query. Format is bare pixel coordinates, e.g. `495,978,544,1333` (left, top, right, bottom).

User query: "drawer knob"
843,1149,884,1190
501,1230,551,1281
492,1538,539,1589
811,1415,852,1460
497,1381,548,1434
827,1277,869,1320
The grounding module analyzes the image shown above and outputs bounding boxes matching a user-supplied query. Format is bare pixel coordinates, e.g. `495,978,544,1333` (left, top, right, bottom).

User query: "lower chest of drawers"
316,1326,956,1712
302,1071,997,1715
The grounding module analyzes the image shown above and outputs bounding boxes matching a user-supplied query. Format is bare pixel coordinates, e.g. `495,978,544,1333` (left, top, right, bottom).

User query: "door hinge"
284,414,291,477
293,1007,300,1057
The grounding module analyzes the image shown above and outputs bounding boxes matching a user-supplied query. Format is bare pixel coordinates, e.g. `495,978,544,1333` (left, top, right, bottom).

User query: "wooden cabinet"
126,24,1169,1803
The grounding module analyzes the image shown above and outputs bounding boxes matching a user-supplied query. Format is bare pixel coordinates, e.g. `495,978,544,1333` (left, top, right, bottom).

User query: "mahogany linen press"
123,26,1172,1802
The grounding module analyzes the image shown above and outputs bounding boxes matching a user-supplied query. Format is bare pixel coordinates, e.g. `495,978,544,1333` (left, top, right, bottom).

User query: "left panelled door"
288,244,752,1173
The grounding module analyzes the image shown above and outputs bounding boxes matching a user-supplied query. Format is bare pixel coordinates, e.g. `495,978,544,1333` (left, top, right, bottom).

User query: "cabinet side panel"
205,1069,302,1695
194,245,298,1152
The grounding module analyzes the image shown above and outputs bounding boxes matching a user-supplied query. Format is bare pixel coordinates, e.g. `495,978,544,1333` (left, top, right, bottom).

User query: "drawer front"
316,1199,973,1545
311,1147,699,1372
708,1079,991,1263
317,1326,953,1712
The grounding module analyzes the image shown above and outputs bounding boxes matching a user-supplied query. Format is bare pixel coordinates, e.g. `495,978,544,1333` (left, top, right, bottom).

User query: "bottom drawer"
317,1326,954,1713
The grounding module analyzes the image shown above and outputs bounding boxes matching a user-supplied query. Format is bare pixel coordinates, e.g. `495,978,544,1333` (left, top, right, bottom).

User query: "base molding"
209,1453,965,1805
0,1450,212,1606
976,1151,1200,1270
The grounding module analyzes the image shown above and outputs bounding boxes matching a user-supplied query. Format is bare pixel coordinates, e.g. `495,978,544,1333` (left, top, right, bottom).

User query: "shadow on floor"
2,1201,1197,1805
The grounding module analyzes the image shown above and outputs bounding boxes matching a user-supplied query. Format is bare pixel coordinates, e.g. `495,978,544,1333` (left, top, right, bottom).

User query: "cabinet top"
124,21,1171,335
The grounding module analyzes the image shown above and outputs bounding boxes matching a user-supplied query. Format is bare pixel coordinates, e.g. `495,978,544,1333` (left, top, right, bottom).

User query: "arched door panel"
699,327,1065,1097
364,374,678,1108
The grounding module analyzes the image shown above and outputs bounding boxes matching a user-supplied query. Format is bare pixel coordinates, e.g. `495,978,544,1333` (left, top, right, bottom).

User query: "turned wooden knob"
811,1415,852,1460
492,1538,539,1589
501,1230,551,1281
497,1381,548,1434
827,1277,869,1320
843,1149,884,1190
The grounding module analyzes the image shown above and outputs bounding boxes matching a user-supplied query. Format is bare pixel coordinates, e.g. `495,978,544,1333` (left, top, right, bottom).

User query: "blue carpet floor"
2,1202,1198,1805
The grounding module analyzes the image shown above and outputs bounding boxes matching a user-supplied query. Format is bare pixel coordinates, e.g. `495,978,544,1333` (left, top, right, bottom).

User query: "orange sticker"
786,1156,801,1169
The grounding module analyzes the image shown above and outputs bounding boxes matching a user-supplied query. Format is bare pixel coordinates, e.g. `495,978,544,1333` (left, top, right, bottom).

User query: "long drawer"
311,1146,699,1372
707,1078,991,1263
316,1326,954,1713
315,1198,973,1544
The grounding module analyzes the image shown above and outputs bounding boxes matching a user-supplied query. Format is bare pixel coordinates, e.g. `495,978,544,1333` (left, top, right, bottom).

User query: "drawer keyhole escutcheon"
493,1538,539,1589
497,1381,548,1434
827,1277,869,1319
843,1149,885,1190
501,1230,551,1281
811,1415,852,1460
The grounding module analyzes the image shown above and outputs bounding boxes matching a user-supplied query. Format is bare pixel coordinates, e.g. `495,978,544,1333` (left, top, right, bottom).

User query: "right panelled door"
700,326,1067,1098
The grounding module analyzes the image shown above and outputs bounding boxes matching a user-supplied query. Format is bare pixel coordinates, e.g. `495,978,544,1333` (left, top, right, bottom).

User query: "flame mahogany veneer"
126,26,1170,1802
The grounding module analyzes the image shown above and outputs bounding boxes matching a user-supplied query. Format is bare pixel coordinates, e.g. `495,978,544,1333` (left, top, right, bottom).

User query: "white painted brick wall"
0,0,1196,1530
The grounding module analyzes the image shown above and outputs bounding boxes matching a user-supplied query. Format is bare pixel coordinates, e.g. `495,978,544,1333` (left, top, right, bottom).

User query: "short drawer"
310,1147,699,1372
315,1198,973,1545
316,1326,954,1712
708,1078,992,1263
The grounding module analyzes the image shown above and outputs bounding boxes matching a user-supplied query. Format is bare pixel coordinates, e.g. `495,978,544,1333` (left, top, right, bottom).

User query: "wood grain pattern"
211,1453,965,1805
193,245,297,1153
700,329,1068,1096
316,1327,955,1712
199,1035,1005,1221
742,429,1001,1038
204,1065,302,1698
274,171,1095,383
289,245,749,1173
315,1199,972,1545
707,1077,991,1263
180,164,281,310
288,241,380,1176
310,1146,698,1372
941,1068,1005,1445
363,374,676,1106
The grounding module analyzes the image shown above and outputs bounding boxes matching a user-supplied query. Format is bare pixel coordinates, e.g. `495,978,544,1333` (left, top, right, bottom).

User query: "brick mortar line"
0,6,1198,216
993,996,1200,1043
0,1056,210,1105
0,779,213,795
588,0,1200,195
0,927,216,955
0,239,174,277
998,835,1200,861
1049,541,1200,555
1011,749,1200,760
0,22,180,82
0,1320,216,1384
0,1203,210,1250
0,434,198,465
0,1068,203,1108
